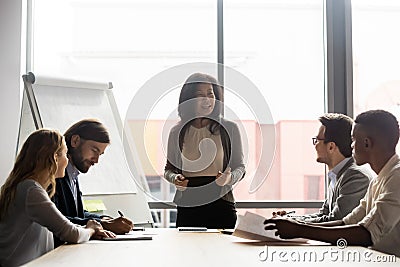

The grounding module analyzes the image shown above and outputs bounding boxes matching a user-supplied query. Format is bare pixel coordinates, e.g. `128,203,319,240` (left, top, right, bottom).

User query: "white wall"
0,0,24,185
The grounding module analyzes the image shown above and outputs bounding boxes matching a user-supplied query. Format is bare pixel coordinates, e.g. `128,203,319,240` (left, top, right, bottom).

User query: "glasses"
312,137,325,145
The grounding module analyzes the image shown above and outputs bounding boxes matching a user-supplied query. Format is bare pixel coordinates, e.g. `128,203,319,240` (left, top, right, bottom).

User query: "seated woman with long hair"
0,129,114,267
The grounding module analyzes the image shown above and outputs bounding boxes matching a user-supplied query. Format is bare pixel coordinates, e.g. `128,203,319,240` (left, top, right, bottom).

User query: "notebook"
178,227,208,232
102,235,152,241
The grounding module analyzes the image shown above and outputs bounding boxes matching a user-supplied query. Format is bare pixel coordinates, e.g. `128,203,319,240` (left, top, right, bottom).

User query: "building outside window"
31,0,327,226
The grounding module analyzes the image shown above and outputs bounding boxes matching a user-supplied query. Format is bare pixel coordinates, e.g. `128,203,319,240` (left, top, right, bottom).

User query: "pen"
118,210,124,217
131,227,145,231
286,211,295,215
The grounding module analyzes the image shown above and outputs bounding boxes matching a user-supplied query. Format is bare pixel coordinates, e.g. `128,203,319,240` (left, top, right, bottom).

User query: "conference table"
26,228,398,266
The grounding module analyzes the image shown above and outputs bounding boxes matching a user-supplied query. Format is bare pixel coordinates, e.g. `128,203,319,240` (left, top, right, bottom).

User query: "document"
102,231,153,241
178,227,207,232
233,212,308,243
102,235,152,241
177,227,220,233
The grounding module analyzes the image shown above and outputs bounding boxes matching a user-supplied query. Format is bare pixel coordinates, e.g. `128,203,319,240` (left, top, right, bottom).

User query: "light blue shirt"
66,162,80,213
327,157,352,210
328,157,352,186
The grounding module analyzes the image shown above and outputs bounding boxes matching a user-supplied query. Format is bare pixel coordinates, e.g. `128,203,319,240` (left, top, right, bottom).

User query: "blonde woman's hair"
0,129,64,221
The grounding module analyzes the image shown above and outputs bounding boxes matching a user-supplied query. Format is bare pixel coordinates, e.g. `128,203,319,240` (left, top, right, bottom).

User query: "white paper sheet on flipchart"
33,81,137,194
233,212,309,243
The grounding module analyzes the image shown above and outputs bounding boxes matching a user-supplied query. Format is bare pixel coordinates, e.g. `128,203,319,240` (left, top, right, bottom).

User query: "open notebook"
102,231,153,241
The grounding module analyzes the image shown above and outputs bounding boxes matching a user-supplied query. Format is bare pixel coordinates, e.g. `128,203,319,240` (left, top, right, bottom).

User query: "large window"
224,0,325,217
31,0,327,224
352,0,400,154
32,0,217,117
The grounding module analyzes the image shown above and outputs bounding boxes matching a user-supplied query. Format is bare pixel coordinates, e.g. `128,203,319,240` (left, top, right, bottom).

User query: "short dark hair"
64,119,110,152
319,113,353,157
355,110,399,150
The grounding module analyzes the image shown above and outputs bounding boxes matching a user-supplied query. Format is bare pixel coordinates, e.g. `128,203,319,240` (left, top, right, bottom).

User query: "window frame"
24,0,353,211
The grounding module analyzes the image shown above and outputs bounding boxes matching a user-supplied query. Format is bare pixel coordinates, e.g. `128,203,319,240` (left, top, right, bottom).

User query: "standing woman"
164,73,245,229
0,129,113,267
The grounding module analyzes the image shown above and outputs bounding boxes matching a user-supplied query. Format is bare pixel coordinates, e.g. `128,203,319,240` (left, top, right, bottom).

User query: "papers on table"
178,227,207,232
103,235,152,241
102,229,155,241
177,227,221,233
233,212,308,243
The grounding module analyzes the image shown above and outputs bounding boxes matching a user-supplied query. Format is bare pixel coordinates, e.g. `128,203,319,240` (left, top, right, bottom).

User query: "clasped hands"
173,167,232,191
272,210,289,217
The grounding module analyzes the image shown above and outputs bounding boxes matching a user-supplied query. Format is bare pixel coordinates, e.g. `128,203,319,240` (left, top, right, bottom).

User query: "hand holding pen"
100,210,134,234
118,210,144,231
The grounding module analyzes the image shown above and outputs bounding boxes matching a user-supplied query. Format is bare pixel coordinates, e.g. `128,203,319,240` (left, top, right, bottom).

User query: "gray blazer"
309,158,372,223
164,119,245,204
0,180,91,267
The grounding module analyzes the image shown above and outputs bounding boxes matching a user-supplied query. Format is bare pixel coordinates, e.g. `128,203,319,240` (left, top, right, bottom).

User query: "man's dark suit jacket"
52,171,102,247
53,172,102,225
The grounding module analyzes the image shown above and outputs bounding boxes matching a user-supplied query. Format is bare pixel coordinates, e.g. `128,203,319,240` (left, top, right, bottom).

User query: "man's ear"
364,138,372,149
328,141,336,152
70,135,81,148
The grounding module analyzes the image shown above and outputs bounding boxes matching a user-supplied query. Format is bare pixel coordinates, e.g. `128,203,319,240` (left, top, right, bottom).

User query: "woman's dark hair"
177,73,223,149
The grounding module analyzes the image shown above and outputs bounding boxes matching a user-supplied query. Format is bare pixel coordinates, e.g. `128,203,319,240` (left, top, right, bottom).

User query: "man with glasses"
265,110,400,257
274,113,372,222
53,119,134,247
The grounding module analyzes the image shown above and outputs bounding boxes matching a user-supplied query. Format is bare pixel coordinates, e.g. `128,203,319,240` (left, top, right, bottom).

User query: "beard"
69,147,92,173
